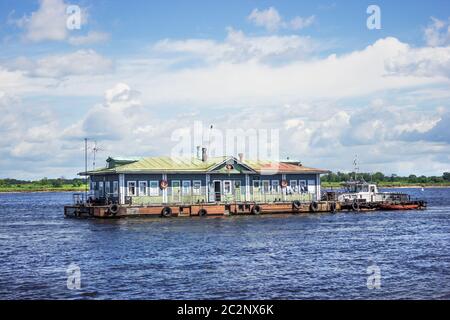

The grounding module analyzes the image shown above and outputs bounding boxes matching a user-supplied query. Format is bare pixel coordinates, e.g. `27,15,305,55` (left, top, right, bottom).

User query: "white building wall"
119,174,125,204
316,173,321,201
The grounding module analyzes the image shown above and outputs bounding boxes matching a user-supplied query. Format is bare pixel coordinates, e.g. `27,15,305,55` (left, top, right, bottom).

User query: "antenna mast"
207,124,213,155
91,140,103,170
353,155,359,181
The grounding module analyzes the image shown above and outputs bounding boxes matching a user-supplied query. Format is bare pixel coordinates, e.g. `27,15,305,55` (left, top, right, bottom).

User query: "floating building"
84,150,328,206
65,149,425,218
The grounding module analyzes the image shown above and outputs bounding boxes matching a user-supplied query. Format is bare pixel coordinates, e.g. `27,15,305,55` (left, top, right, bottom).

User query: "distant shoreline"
323,184,450,189
381,185,450,189
0,190,84,194
0,187,86,193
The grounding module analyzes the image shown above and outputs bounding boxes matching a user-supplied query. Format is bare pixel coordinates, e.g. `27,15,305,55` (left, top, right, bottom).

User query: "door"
172,180,181,202
214,181,221,202
307,179,316,200
234,180,241,201
182,180,191,203
253,180,261,201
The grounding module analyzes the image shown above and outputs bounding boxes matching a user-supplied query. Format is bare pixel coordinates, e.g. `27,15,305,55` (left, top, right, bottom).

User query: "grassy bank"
0,178,87,193
0,184,88,193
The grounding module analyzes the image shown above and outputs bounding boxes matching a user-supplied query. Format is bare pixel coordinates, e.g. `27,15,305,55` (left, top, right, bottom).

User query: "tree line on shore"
0,177,86,189
322,172,450,185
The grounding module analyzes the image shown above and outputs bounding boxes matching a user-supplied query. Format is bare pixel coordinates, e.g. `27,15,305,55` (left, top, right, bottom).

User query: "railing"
72,193,85,205
118,187,317,205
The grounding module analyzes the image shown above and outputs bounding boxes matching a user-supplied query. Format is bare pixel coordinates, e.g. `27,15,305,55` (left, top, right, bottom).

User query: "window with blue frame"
149,181,159,196
182,180,191,195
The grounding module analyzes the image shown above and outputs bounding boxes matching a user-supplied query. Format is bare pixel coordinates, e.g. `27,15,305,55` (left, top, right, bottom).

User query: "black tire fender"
310,201,319,212
108,204,119,216
292,200,301,210
352,200,360,211
161,206,172,217
251,205,261,215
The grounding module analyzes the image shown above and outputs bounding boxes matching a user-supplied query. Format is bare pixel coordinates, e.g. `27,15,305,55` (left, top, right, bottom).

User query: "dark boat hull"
379,203,425,210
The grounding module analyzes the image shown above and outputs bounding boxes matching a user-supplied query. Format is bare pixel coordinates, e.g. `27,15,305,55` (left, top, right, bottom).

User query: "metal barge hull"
64,201,341,219
64,200,427,219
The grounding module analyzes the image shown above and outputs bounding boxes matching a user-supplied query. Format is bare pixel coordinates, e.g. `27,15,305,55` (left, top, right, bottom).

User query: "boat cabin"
338,180,381,202
344,181,378,194
338,180,409,203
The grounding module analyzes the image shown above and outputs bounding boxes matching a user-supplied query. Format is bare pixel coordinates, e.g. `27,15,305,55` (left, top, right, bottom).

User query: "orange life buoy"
159,180,168,189
281,179,288,188
225,164,234,170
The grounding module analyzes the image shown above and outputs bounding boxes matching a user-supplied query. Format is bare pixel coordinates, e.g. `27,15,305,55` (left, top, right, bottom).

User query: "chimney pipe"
202,147,207,162
196,146,201,159
238,153,244,162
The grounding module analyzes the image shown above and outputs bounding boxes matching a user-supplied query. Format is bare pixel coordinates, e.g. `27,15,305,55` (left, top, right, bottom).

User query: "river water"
0,188,449,299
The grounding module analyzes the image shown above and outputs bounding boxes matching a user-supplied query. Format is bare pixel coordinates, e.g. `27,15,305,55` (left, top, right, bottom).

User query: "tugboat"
323,156,427,211
336,180,427,211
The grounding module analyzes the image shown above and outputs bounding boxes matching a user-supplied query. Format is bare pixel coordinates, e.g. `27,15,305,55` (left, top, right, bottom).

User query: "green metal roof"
81,156,329,175
83,156,227,175
243,159,329,174
116,156,228,172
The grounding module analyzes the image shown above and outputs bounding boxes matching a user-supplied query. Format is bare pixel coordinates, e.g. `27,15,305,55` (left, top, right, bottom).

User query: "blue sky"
2,1,449,55
0,0,449,179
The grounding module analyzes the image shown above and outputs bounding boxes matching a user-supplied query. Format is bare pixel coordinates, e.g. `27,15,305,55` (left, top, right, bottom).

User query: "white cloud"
153,28,318,64
386,45,450,78
7,50,113,78
68,31,110,46
424,17,450,47
1,78,449,179
0,91,67,170
16,0,68,42
60,86,449,174
11,0,108,45
3,34,448,108
104,83,141,108
133,36,445,107
63,83,143,141
2,27,450,178
247,7,315,32
289,15,316,30
248,7,283,32
284,118,304,130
